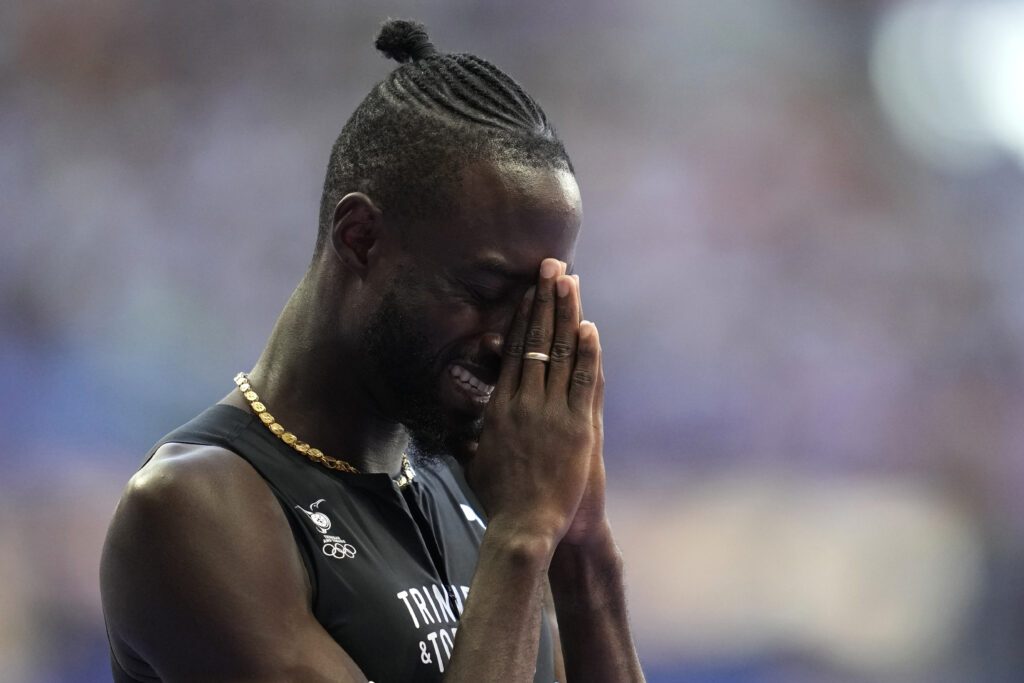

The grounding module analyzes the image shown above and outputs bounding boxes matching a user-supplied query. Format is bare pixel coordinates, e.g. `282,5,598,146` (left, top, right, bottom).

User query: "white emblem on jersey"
460,503,486,530
296,499,358,560
322,539,357,559
295,498,332,532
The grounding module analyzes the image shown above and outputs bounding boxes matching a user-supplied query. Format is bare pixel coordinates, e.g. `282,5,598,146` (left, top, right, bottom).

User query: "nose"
470,331,504,384
480,299,521,359
480,331,504,358
473,296,524,377
479,303,518,371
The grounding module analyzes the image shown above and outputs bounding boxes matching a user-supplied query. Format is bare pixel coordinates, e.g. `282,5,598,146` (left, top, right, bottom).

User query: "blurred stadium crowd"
2,1,1023,682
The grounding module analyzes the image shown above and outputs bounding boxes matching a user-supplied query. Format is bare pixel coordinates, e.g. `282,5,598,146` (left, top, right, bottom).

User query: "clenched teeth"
449,365,495,397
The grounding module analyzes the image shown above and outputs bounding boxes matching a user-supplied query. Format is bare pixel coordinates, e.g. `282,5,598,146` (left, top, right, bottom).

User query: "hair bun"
375,19,438,64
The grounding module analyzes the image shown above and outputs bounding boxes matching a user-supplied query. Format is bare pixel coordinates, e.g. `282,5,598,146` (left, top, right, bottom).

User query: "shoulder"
102,439,302,587
101,442,314,675
106,442,283,557
123,441,269,517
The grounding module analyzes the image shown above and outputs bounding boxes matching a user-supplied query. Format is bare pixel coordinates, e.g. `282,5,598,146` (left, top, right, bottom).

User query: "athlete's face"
365,161,582,459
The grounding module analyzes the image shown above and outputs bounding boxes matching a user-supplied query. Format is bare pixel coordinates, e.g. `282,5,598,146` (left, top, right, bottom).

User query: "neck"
240,269,409,477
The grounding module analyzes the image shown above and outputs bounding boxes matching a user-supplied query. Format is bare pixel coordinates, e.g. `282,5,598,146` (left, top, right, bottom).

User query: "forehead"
409,160,582,273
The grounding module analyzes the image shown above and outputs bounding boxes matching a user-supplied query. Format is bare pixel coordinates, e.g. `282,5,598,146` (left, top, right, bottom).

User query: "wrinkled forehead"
408,160,582,272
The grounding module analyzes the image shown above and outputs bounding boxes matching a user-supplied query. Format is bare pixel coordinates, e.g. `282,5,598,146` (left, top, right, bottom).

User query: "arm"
444,520,553,680
451,259,601,681
549,527,645,683
100,443,369,683
549,273,646,682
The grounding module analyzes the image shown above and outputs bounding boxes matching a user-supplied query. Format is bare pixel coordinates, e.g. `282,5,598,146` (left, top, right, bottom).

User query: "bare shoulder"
114,441,277,530
102,442,290,597
100,443,303,660
101,442,364,681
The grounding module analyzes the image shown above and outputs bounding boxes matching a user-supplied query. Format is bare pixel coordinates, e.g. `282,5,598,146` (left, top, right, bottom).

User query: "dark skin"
101,159,645,682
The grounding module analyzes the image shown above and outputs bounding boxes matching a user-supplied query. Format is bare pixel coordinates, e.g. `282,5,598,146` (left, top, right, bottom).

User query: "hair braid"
315,19,572,254
441,60,529,129
459,55,546,130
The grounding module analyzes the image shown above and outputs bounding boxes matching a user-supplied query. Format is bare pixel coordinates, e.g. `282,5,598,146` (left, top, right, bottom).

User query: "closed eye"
466,285,506,304
454,277,509,305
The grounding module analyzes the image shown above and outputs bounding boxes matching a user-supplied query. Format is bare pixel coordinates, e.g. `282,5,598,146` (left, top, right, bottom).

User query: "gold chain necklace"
234,372,415,488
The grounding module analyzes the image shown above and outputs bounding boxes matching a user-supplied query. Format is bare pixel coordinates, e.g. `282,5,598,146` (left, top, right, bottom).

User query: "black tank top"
109,404,556,682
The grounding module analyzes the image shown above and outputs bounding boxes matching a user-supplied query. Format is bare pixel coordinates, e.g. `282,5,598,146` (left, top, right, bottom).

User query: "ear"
330,192,384,277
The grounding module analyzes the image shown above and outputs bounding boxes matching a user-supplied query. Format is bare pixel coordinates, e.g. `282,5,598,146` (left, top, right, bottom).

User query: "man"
101,19,645,683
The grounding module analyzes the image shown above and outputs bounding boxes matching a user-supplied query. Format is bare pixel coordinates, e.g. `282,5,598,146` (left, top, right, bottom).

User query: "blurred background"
2,1,1023,681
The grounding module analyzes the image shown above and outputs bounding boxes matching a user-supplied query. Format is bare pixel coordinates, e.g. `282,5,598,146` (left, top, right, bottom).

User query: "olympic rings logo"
322,540,357,559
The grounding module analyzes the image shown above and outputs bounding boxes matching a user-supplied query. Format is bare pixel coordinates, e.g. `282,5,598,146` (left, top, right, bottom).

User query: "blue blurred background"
3,1,1023,682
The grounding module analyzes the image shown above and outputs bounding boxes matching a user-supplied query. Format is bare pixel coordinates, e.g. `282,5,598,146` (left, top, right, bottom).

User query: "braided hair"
315,19,573,254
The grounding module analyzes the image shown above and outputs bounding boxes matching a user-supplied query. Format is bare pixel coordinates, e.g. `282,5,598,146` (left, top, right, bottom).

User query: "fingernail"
540,259,558,279
556,276,571,297
573,274,580,284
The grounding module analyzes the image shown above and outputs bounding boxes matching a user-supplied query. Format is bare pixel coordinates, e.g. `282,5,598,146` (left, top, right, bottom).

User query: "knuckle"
572,368,595,387
511,400,534,423
549,340,573,361
533,288,554,305
551,412,578,435
525,325,547,348
565,422,593,449
504,339,525,357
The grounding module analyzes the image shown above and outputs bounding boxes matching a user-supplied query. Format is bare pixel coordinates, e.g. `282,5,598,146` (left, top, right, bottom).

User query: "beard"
362,283,483,464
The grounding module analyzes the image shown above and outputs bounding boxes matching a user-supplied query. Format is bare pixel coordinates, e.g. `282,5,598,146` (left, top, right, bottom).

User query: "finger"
520,258,562,394
592,346,605,432
568,321,600,413
493,286,534,399
545,274,581,397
